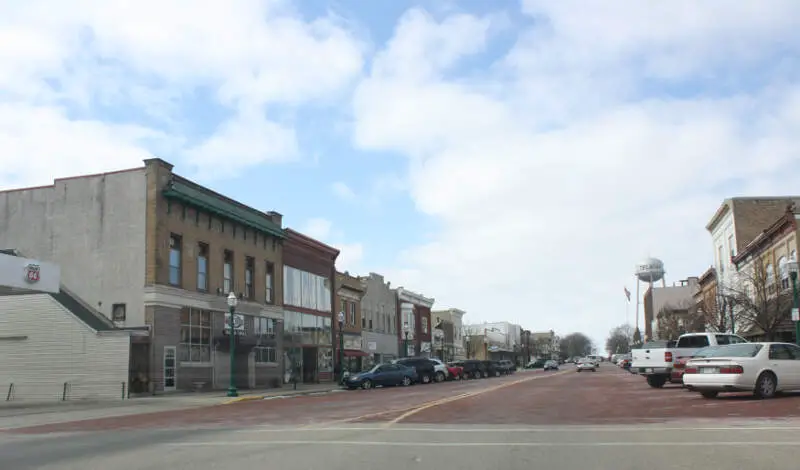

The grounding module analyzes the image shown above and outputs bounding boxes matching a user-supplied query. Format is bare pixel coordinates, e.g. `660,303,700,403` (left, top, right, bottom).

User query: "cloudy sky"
3,0,800,347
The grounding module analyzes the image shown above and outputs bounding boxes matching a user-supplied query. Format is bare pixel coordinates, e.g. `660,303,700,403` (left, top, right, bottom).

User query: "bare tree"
605,324,634,354
720,261,792,340
696,287,729,333
656,300,704,340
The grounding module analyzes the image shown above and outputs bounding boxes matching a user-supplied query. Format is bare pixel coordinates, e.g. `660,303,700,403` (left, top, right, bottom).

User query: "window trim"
197,242,209,292
169,234,182,287
179,308,212,365
223,250,234,294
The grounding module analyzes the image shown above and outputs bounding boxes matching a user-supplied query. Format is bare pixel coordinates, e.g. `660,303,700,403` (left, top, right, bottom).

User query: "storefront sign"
367,341,377,351
224,313,246,335
0,253,60,293
343,334,362,350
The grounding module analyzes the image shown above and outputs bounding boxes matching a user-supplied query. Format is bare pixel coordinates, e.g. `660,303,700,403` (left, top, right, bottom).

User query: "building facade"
730,207,798,341
282,229,339,384
432,308,466,361
336,271,367,373
359,272,399,366
643,278,700,340
396,287,435,357
0,158,287,393
694,267,720,331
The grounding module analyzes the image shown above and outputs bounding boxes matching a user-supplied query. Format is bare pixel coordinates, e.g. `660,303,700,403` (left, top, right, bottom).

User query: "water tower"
634,258,666,339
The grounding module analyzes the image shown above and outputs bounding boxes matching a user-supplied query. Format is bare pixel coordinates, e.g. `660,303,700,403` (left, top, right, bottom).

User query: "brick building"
396,287,434,357
335,271,367,373
282,229,339,383
0,158,286,392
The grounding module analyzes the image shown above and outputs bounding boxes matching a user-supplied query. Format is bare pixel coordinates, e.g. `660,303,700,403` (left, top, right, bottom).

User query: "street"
3,366,800,469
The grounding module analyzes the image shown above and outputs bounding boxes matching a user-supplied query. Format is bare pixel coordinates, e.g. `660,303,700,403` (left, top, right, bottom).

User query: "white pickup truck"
631,332,748,388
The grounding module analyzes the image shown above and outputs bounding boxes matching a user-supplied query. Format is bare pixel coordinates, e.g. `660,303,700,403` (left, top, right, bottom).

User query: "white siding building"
0,291,130,402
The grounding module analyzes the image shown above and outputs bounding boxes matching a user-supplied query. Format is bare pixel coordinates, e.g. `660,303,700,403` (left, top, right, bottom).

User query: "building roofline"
0,166,145,194
732,206,796,266
705,199,732,232
285,228,340,259
698,266,716,285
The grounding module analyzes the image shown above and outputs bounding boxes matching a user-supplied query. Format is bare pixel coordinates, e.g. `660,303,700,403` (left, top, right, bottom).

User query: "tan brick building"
335,271,366,373
0,158,287,393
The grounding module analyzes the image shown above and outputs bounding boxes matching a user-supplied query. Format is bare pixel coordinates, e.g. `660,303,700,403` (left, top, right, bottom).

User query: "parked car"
425,358,451,382
481,360,501,377
496,359,516,374
526,358,547,369
452,360,485,379
543,360,559,371
631,333,748,389
671,346,720,384
575,358,596,372
445,363,464,380
344,363,417,389
683,342,800,399
393,357,437,384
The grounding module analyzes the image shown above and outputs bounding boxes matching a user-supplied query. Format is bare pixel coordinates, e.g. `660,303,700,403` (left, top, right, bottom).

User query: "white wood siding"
0,295,130,402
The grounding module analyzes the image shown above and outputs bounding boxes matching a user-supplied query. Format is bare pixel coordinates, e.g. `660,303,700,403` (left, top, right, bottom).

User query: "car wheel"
435,371,446,383
754,372,777,399
401,376,412,387
473,371,481,379
700,390,718,399
421,374,432,384
361,379,373,390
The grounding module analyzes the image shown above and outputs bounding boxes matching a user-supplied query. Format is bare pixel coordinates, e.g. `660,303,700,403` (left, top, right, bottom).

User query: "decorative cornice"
143,285,284,319
396,287,435,308
706,199,731,233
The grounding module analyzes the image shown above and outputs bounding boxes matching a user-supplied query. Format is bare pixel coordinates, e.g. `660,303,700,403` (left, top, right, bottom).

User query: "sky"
2,0,800,348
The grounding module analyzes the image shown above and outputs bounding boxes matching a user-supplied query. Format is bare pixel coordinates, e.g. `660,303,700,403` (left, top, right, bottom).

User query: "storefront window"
254,346,277,363
319,316,332,345
284,347,302,384
179,308,211,363
318,348,333,373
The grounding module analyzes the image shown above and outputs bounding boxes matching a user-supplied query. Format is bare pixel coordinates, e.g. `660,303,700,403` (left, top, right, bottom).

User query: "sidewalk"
0,383,342,430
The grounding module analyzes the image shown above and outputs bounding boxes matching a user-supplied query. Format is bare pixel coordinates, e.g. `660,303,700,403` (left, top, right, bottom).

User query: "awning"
344,349,369,357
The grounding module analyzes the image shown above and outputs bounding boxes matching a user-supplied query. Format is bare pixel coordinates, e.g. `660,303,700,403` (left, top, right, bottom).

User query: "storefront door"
302,347,318,383
163,346,177,392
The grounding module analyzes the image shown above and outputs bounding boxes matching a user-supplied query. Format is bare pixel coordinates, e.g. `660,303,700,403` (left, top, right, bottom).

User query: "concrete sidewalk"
0,383,342,430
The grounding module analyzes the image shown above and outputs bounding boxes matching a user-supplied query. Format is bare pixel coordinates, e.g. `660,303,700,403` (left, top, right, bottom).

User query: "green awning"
163,179,286,239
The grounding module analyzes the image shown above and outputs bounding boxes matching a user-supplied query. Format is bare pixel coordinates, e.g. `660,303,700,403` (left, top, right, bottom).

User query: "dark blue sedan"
344,363,418,390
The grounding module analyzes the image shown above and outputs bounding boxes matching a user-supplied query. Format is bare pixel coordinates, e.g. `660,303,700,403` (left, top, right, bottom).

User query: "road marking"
166,440,800,448
385,370,572,426
238,425,800,433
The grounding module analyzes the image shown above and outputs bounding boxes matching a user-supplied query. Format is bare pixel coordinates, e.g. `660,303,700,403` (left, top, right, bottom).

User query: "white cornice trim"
396,287,435,308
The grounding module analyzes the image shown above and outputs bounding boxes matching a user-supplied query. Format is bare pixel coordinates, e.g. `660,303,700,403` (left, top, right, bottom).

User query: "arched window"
766,263,776,294
779,256,789,289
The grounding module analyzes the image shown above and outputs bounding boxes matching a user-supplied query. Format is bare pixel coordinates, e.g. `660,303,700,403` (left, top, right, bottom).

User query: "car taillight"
684,367,697,374
719,365,744,374
665,351,673,362
673,361,684,369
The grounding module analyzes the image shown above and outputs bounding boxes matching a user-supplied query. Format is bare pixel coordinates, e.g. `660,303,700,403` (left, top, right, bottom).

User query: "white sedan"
575,358,596,372
683,342,800,399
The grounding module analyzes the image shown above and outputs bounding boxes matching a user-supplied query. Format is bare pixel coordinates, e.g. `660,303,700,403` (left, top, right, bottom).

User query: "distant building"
644,278,700,340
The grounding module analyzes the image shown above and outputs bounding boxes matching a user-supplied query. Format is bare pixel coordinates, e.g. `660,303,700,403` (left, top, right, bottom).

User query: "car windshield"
703,343,763,358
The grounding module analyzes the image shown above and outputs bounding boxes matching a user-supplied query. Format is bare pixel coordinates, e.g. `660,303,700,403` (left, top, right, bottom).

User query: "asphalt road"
4,365,800,469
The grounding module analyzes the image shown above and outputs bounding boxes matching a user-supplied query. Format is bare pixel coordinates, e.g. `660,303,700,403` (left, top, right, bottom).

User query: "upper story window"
717,245,725,274
728,235,735,257
197,243,208,291
349,301,356,325
245,257,255,300
779,256,790,290
265,262,275,304
169,234,182,286
223,250,234,294
766,263,776,294
422,316,428,334
283,266,332,312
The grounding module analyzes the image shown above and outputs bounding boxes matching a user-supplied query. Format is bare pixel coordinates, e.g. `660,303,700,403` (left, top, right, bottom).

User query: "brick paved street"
5,366,800,469
7,365,800,436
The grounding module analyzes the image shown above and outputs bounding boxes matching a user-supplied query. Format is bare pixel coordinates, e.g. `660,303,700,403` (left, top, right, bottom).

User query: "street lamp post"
403,321,410,357
337,311,345,384
464,334,471,359
226,292,238,398
788,259,799,345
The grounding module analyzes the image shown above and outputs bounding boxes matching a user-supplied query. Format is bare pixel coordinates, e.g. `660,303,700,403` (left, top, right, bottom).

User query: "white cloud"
352,4,800,345
0,0,365,187
301,217,363,274
331,181,357,201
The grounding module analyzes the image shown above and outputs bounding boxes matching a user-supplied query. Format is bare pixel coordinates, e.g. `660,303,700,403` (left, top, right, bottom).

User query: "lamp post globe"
226,291,239,397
